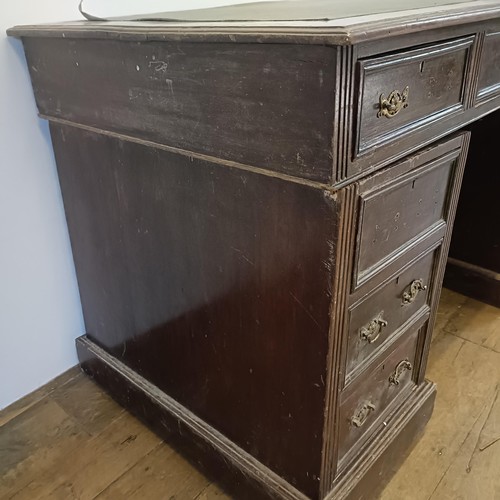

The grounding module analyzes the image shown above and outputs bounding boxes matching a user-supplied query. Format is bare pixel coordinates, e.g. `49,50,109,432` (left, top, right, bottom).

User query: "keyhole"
420,61,425,73
412,180,416,189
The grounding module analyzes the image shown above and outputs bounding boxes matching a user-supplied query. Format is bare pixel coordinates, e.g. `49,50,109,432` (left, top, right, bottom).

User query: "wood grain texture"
7,1,500,46
2,290,498,500
15,18,500,189
356,37,473,155
332,45,355,183
343,24,496,184
12,413,161,500
0,398,91,498
320,184,358,495
444,259,500,308
8,9,500,499
329,379,436,500
0,366,80,428
337,326,421,466
354,148,459,286
449,117,499,273
381,294,500,500
345,248,436,383
23,37,336,183
445,112,500,306
95,445,211,499
440,296,500,353
50,122,338,498
77,336,309,500
477,29,500,101
49,373,124,436
415,132,470,383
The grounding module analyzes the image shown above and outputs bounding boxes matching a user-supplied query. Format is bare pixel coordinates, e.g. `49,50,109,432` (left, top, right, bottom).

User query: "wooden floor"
1,289,499,500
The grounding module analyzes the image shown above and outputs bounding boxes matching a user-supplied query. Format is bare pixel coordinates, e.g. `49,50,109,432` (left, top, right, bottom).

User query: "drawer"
353,147,459,288
477,31,500,104
355,36,473,156
345,247,436,384
337,325,421,467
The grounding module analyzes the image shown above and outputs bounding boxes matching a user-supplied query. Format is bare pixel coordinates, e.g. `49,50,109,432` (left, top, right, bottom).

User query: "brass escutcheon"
402,278,428,305
389,359,413,386
377,86,409,118
359,312,388,344
351,401,376,428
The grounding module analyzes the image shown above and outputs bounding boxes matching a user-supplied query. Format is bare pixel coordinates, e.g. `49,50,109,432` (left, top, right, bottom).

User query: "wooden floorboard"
0,398,91,498
0,367,80,428
0,288,499,500
95,445,214,499
381,289,500,500
11,413,162,500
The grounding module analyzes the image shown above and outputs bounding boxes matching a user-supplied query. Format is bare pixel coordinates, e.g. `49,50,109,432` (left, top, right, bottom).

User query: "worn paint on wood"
23,37,337,183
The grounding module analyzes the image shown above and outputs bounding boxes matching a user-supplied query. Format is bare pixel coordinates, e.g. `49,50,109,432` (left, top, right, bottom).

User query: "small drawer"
476,31,500,104
345,248,436,383
353,147,459,288
337,325,421,467
356,36,473,156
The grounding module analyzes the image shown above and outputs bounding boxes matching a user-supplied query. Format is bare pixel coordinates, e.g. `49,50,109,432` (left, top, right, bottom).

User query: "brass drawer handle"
402,279,428,305
351,402,376,428
389,359,413,386
377,86,409,118
359,312,388,344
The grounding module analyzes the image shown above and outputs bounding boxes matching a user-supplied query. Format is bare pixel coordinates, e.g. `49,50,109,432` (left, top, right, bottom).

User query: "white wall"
0,1,85,410
1,0,269,410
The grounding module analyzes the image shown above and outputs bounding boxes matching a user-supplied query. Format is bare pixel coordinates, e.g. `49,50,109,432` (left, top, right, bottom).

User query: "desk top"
7,0,500,45
77,0,474,22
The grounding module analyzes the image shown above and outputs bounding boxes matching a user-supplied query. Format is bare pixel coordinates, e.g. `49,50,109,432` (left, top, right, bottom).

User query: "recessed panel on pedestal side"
50,123,339,499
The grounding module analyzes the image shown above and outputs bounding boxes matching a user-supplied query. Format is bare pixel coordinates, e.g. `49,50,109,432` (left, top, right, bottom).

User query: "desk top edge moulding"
7,0,500,45
8,1,500,498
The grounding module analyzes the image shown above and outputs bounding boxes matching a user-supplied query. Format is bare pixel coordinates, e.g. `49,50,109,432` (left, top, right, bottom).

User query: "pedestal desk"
8,1,500,498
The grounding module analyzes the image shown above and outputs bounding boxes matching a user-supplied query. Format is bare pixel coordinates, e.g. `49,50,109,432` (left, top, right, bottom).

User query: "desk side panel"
24,37,336,183
50,123,338,497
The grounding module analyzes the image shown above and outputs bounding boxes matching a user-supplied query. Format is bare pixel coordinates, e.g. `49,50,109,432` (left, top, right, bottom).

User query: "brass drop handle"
377,86,409,118
389,359,413,386
351,401,376,428
359,312,388,344
402,279,428,305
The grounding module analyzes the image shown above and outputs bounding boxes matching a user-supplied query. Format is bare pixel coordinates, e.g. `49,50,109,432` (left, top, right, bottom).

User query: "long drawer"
345,246,437,384
337,323,423,468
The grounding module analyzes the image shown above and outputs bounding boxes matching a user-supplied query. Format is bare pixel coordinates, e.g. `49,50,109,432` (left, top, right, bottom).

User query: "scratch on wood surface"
429,404,488,499
289,291,322,330
479,435,500,452
452,340,465,363
230,247,255,267
466,384,500,473
120,434,137,445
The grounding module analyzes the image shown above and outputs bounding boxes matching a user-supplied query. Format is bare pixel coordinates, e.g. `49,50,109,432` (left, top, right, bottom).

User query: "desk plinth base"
76,335,436,500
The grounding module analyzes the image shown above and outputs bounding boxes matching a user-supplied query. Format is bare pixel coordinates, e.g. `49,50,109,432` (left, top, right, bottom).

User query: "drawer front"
345,248,436,383
477,31,500,103
356,36,473,156
354,149,458,287
338,326,420,466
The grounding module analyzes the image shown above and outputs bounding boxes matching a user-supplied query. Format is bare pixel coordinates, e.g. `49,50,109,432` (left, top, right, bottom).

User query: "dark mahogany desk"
8,1,500,497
